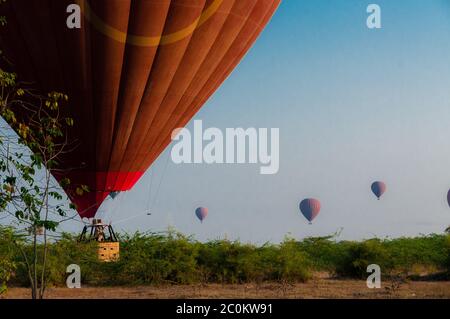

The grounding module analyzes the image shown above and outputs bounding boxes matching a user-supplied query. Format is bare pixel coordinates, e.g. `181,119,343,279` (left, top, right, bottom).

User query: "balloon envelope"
371,181,386,199
446,189,450,207
299,198,321,223
195,207,208,222
0,0,280,218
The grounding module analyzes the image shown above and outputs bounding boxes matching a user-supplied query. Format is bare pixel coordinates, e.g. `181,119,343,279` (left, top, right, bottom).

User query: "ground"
3,279,450,299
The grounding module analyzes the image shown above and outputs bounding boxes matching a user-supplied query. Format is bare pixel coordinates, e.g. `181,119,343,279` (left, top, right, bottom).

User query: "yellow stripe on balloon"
77,0,224,47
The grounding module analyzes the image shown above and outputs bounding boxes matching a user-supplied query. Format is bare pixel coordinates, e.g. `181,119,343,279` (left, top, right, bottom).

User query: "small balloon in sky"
109,191,120,200
371,181,386,200
299,198,321,224
195,207,208,223
446,189,450,207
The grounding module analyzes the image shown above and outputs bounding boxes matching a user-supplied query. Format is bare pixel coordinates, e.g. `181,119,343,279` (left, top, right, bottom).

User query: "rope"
109,151,171,226
149,150,171,211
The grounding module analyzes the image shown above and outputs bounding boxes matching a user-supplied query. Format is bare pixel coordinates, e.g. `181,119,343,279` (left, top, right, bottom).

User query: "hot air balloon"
195,207,208,223
299,198,320,224
0,0,280,218
371,181,386,200
109,191,120,200
446,189,450,208
445,191,450,236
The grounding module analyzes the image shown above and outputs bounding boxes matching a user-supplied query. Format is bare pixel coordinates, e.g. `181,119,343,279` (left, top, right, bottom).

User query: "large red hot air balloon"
0,0,280,218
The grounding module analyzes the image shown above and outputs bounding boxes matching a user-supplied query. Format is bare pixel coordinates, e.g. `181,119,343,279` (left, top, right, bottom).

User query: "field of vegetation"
1,226,449,291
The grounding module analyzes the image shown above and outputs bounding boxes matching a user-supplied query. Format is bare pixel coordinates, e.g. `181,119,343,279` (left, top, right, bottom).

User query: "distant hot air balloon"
446,189,450,207
0,0,281,218
299,198,321,224
195,207,208,223
371,181,386,200
109,192,120,200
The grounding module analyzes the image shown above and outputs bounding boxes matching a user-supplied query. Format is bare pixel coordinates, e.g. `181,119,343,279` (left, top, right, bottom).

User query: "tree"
0,67,79,298
0,2,80,298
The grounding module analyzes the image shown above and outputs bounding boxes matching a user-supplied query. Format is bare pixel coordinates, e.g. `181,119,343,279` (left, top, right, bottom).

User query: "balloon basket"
78,219,120,262
97,242,120,262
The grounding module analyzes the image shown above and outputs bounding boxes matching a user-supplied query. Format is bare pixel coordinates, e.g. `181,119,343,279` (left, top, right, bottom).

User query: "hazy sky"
21,1,450,242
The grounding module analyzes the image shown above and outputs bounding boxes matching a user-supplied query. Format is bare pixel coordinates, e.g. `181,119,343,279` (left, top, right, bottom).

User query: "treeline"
1,227,449,288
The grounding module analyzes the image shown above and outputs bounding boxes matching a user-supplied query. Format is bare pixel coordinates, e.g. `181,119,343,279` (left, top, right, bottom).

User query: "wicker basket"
97,242,120,262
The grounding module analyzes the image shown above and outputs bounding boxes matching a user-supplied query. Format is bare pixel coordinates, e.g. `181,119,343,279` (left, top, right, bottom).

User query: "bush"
197,240,256,283
334,239,392,278
276,238,311,282
384,235,448,272
47,234,99,285
297,236,341,271
196,238,312,284
1,228,449,286
445,235,450,272
112,231,200,285
0,226,18,293
0,259,15,294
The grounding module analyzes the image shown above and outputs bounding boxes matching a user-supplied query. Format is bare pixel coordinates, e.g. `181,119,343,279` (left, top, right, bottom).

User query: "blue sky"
63,0,450,242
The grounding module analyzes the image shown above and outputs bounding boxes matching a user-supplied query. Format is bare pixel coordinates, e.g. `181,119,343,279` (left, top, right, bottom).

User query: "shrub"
47,233,99,285
334,239,392,278
113,231,200,285
197,240,253,284
384,235,448,272
0,226,18,292
445,235,450,272
297,236,341,271
1,227,449,286
276,238,311,282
